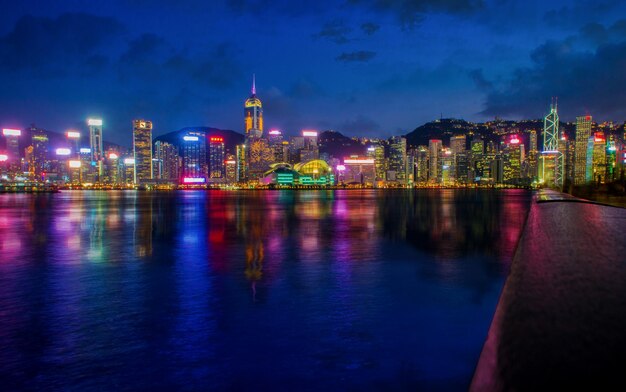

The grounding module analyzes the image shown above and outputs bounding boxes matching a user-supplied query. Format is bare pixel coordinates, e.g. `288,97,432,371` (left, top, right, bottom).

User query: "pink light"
2,128,21,136
183,177,206,183
302,130,318,137
510,136,520,144
336,165,346,171
56,148,71,156
68,160,81,168
66,131,81,139
0,154,8,162
344,159,375,164
269,130,281,135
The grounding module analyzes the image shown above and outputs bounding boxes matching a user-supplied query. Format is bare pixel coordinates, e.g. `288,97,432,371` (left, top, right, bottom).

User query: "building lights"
87,119,103,126
68,160,82,168
80,148,92,154
67,131,81,139
56,148,71,156
0,154,8,162
183,136,199,141
302,131,318,137
124,158,135,165
183,177,206,183
2,128,21,136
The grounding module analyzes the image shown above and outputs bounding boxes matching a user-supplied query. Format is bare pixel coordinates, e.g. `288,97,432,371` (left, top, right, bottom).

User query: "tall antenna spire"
252,74,256,95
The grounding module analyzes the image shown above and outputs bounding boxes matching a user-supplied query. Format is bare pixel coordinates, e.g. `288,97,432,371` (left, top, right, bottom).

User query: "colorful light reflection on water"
0,189,530,390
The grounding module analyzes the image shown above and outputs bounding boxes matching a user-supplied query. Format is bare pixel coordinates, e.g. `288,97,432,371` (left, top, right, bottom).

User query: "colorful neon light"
2,129,21,136
0,154,8,162
56,148,71,156
302,131,318,137
80,148,91,154
183,136,199,141
336,165,346,171
269,130,281,135
66,131,81,139
510,136,520,144
344,159,374,164
109,153,119,159
183,177,206,183
210,136,223,143
87,119,103,126
226,160,236,164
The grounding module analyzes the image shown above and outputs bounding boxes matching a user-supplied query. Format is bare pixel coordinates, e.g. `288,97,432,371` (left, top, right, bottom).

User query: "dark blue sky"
1,0,626,145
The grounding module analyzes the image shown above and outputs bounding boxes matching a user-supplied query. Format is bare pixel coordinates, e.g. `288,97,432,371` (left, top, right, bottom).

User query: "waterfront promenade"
471,190,626,390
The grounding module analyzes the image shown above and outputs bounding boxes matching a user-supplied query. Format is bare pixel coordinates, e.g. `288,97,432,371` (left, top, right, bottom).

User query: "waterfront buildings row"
1,83,625,189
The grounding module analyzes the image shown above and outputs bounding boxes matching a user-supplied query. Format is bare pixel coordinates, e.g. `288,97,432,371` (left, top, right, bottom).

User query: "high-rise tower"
574,115,592,185
539,100,563,188
133,119,153,184
244,74,263,137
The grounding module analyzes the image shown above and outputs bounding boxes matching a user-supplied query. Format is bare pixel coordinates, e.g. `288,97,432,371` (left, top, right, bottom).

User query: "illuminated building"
450,135,466,155
87,118,103,180
154,141,180,181
236,144,247,182
343,157,375,184
374,144,386,182
104,150,121,184
574,115,592,185
261,163,299,185
181,132,207,181
592,132,607,184
225,154,237,183
415,146,429,183
289,136,305,164
490,154,504,183
470,136,484,180
30,127,49,180
293,159,334,185
248,138,273,180
440,148,454,185
124,158,136,184
133,119,153,184
539,102,563,188
428,139,442,183
503,135,524,184
455,152,469,184
387,136,407,184
606,135,617,181
209,136,225,179
527,130,538,181
244,74,263,137
2,128,22,176
79,148,92,183
299,130,320,162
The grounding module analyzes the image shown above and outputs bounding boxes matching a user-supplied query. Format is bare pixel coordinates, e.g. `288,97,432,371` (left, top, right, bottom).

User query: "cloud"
336,50,376,62
360,22,380,35
480,36,626,120
469,69,493,91
0,13,125,76
288,79,325,99
313,20,352,44
347,0,484,27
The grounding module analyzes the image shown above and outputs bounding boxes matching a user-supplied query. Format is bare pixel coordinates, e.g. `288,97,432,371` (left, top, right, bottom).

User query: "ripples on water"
0,189,531,390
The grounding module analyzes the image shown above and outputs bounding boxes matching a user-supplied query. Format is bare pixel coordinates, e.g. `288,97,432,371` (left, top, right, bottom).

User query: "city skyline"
2,0,626,144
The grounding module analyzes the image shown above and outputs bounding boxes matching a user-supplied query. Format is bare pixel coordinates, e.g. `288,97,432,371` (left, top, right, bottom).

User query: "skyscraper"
154,141,180,181
181,131,207,182
574,115,592,185
30,126,48,180
539,102,563,188
2,128,22,176
428,139,442,183
133,120,153,184
244,75,263,137
209,136,225,180
88,118,103,181
388,136,407,184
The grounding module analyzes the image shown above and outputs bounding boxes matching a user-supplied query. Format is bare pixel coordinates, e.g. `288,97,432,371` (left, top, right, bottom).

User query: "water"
0,189,531,391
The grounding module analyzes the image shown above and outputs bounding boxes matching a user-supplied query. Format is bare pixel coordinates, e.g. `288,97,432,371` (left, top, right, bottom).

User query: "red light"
510,136,520,144
586,115,591,121
210,137,223,143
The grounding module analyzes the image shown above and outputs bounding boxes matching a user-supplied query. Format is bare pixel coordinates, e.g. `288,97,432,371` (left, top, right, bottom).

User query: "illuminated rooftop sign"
124,158,135,165
183,136,199,141
80,148,91,154
68,160,82,168
0,154,8,162
268,130,281,135
367,147,376,152
510,136,520,144
183,177,206,183
87,119,103,126
344,159,375,164
210,136,223,143
109,153,119,160
56,148,71,156
2,128,21,136
67,131,81,139
336,165,346,171
302,131,318,137
226,160,236,164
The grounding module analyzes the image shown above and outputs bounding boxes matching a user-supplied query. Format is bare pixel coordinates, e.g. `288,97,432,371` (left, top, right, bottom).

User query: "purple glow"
183,177,206,183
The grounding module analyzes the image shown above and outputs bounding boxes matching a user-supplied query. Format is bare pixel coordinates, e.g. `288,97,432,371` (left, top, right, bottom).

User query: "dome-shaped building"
294,159,334,185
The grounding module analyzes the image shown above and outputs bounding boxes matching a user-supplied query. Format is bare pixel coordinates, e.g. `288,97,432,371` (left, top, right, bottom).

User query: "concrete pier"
471,190,626,391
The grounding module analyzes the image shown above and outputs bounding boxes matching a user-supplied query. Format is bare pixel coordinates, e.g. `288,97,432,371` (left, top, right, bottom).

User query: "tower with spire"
244,74,263,137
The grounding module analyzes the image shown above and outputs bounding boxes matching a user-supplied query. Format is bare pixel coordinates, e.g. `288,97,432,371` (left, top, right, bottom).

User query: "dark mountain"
154,127,244,155
404,118,483,147
319,130,365,158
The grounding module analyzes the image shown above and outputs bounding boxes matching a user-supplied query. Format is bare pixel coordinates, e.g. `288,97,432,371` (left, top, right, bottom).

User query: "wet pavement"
471,191,626,391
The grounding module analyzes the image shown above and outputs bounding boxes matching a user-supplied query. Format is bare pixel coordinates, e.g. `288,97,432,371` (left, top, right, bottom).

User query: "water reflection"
0,189,531,390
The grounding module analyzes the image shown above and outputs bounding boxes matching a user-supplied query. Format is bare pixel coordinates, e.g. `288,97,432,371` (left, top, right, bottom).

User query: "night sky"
1,0,626,145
